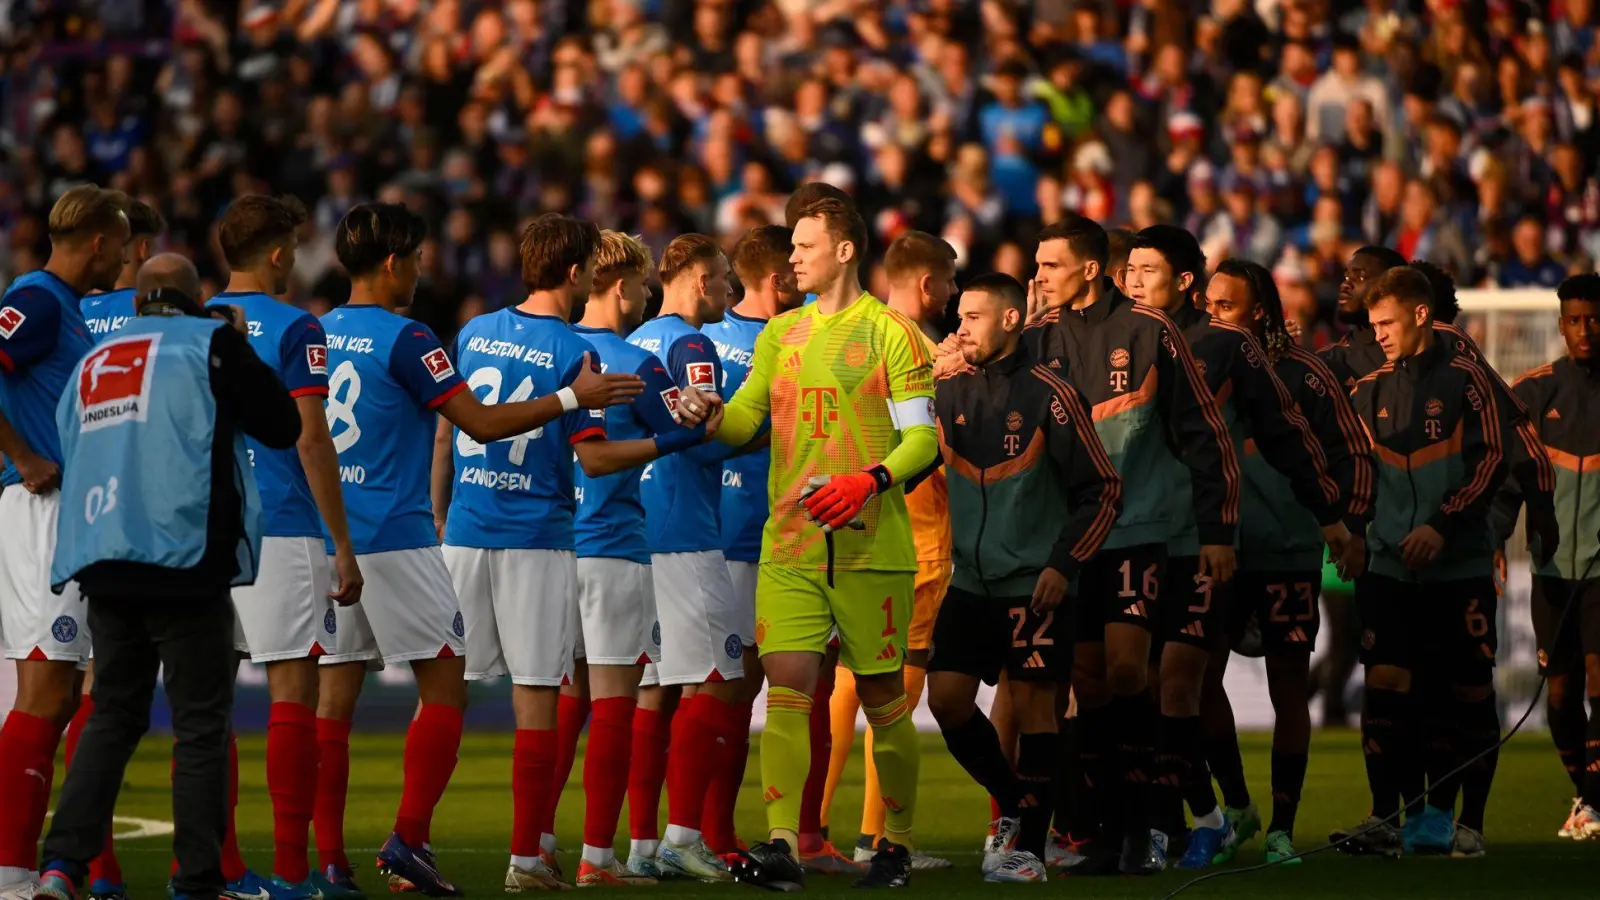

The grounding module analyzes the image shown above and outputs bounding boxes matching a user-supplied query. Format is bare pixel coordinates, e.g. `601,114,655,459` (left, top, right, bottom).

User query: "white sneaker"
1559,797,1583,838
505,860,566,892
1570,804,1600,840
984,851,1047,884
1450,825,1486,859
982,818,1020,874
1,880,39,900
656,838,732,882
909,850,952,870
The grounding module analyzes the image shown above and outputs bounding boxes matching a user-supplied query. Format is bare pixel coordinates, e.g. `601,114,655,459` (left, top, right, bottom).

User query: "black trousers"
42,591,236,899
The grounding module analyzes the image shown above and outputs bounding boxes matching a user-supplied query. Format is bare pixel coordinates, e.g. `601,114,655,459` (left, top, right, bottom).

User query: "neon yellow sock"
865,694,919,848
762,687,813,839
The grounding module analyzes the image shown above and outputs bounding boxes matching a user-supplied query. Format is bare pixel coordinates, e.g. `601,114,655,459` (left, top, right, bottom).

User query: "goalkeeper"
675,191,939,891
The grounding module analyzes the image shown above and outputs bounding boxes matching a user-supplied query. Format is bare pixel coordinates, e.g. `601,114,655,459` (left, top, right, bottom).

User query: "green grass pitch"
76,729,1591,898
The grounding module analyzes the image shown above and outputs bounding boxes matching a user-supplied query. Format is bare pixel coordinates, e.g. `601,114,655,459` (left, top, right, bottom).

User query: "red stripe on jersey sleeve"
427,380,469,410
290,386,330,398
569,426,605,445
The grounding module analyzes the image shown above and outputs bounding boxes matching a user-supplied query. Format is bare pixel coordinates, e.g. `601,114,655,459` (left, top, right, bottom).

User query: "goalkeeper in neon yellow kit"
676,191,939,890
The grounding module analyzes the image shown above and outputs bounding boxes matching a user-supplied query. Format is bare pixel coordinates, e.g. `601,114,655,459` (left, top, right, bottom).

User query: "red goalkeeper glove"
801,466,893,531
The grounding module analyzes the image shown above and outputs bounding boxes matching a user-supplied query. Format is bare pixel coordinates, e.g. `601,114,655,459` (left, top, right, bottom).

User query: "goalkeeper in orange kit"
675,191,940,891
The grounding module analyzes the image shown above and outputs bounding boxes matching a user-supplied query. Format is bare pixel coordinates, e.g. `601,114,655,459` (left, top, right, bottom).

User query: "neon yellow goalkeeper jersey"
717,293,936,572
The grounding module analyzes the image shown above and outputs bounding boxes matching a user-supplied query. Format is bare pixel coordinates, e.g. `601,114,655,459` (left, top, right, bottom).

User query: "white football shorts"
444,545,576,686
232,536,336,662
650,549,744,686
726,560,759,649
0,488,88,665
574,557,660,667
321,546,466,668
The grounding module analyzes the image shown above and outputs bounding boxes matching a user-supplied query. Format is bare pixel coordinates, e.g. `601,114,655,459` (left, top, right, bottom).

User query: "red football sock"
628,706,669,841
223,733,247,882
267,702,318,883
0,711,61,868
702,698,754,853
667,694,739,832
582,697,636,850
394,704,463,847
543,695,589,839
315,717,353,870
512,729,557,859
799,669,836,839
63,698,124,885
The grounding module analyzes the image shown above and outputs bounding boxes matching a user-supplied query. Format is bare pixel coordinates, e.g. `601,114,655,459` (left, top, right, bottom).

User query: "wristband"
557,386,579,412
865,464,893,494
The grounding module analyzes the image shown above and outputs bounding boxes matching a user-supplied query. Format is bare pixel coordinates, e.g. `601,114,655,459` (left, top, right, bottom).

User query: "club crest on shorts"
452,611,465,638
724,633,743,660
52,615,78,643
1361,629,1375,650
324,608,337,635
652,621,662,648
1538,648,1549,668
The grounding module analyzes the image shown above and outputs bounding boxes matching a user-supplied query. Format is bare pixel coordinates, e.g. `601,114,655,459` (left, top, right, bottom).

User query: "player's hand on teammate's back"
330,548,365,607
675,385,721,426
16,452,60,495
1198,544,1236,582
1032,567,1068,613
572,351,644,408
1399,523,1444,569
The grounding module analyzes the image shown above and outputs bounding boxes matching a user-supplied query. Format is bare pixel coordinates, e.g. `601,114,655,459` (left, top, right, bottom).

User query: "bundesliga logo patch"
307,344,328,375
0,305,25,338
78,334,160,432
423,347,455,383
686,361,716,390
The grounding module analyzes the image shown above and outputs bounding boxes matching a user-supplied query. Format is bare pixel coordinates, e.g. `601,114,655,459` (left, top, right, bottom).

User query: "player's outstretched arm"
441,352,644,443
298,395,364,605
678,327,775,445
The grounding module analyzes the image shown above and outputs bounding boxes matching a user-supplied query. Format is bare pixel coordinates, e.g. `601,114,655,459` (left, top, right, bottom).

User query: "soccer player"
556,230,724,884
676,193,939,891
0,185,127,900
1492,274,1600,839
434,217,704,891
46,197,162,900
700,225,806,860
625,233,747,881
80,199,164,342
1334,266,1511,859
1320,246,1409,389
313,204,642,897
974,215,1233,875
1123,227,1343,868
929,273,1122,884
206,195,365,900
1201,259,1375,864
821,230,957,872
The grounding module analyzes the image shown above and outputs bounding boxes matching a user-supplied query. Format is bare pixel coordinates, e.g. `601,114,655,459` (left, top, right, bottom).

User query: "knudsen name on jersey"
458,464,546,492
462,336,558,368
326,334,375,353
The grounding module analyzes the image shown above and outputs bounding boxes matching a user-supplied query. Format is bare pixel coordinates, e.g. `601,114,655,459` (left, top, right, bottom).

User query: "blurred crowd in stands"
1,0,1598,348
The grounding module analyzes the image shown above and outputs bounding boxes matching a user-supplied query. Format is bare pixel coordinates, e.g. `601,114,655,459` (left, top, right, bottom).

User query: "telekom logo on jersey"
77,334,160,432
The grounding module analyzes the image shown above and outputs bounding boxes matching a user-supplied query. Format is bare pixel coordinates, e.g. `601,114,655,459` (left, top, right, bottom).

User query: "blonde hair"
48,185,129,243
593,230,653,293
659,233,722,286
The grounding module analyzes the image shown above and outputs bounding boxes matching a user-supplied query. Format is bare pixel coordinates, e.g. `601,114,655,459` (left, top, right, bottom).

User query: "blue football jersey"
628,314,733,554
445,309,606,550
702,310,770,563
80,287,137,342
207,292,329,538
571,324,703,562
320,304,466,555
0,272,93,486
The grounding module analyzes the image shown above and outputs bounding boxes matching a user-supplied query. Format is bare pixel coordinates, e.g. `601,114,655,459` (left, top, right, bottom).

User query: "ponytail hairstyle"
1215,258,1292,366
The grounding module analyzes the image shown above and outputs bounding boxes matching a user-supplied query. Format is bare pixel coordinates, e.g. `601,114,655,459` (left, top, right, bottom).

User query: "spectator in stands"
1498,215,1571,288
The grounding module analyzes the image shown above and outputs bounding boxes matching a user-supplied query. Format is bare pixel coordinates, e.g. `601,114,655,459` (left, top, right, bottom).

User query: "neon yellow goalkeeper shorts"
753,563,913,676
